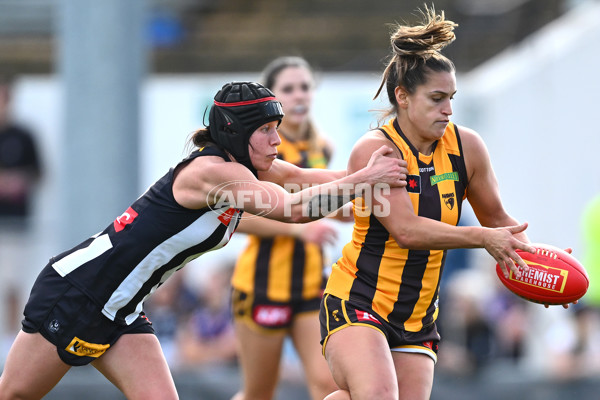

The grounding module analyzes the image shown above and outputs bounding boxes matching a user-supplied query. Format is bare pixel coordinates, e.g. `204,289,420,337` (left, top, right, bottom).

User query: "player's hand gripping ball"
496,243,589,305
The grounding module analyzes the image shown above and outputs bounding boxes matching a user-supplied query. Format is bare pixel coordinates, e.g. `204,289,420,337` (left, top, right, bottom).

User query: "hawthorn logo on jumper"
208,180,276,220
253,305,292,327
509,262,568,292
442,193,455,210
65,336,110,358
355,310,382,325
114,206,138,232
406,175,421,193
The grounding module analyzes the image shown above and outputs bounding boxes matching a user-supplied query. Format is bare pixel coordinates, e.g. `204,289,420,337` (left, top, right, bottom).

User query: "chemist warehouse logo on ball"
509,262,568,293
208,181,392,219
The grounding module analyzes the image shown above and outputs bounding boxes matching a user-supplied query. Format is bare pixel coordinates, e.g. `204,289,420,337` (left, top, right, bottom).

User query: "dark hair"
375,6,457,120
186,107,214,154
188,127,213,150
260,56,313,90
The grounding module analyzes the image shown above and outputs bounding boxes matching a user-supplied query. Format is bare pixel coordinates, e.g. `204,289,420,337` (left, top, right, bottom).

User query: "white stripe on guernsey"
52,234,113,277
102,207,240,324
120,252,201,325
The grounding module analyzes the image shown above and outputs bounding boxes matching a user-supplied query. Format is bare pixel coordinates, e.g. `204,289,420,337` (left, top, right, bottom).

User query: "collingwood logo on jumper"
65,336,110,358
48,319,60,333
442,193,455,210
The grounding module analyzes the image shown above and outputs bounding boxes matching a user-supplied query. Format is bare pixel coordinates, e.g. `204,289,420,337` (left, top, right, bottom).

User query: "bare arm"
349,131,534,278
257,161,362,221
173,145,407,223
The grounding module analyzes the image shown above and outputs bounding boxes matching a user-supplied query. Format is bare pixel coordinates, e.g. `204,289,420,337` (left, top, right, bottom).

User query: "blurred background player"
0,73,42,353
230,56,342,400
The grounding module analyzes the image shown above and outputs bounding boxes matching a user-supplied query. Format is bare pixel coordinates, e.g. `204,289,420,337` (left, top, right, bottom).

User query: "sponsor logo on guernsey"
421,341,438,352
406,175,421,193
113,206,138,232
65,336,110,358
442,193,455,210
430,171,459,186
355,310,382,325
253,305,292,327
509,262,568,292
217,207,239,226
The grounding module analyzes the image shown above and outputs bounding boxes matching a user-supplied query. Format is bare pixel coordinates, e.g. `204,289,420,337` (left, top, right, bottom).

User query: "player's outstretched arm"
208,146,407,223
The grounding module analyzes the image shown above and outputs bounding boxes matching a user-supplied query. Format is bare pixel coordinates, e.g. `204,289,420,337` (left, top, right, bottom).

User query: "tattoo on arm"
306,193,356,220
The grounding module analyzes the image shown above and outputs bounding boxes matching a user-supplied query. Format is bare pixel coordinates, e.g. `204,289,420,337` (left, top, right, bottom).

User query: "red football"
496,243,589,305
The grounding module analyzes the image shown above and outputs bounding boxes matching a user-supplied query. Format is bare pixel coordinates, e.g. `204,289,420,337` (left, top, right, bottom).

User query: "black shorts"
231,288,322,334
22,263,155,366
319,294,440,363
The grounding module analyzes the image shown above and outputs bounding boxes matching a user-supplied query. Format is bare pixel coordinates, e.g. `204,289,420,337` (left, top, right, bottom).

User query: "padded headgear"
209,82,284,173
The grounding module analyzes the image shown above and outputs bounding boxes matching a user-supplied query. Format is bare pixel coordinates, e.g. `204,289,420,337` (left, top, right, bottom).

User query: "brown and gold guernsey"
324,119,468,332
232,133,331,302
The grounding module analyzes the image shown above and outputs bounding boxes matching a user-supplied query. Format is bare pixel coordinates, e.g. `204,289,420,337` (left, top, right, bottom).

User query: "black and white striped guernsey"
50,146,242,325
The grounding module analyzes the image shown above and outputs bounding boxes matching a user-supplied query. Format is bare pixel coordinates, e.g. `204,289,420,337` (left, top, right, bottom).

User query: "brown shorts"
319,293,440,363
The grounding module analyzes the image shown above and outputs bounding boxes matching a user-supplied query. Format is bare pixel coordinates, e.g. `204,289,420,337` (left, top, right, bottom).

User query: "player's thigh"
0,330,71,400
290,312,324,370
91,333,177,400
324,325,397,398
290,312,335,379
233,319,285,393
392,351,435,400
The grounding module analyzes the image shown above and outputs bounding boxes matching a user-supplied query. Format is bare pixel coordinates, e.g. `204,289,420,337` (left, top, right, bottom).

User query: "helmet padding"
209,82,284,174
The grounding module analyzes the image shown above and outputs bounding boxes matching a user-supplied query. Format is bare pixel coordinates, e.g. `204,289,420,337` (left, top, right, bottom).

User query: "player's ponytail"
375,5,457,118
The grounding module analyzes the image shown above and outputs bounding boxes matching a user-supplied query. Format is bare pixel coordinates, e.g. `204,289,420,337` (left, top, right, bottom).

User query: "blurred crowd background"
1,0,600,399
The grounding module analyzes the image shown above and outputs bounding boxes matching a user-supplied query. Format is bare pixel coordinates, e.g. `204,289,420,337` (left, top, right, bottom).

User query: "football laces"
537,248,558,259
